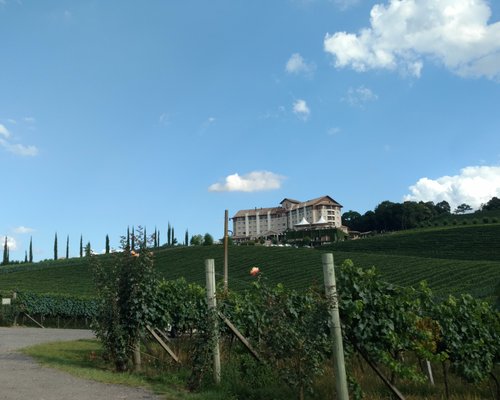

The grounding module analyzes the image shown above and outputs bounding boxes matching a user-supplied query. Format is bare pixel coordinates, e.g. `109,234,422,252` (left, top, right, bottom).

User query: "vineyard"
1,228,499,304
1,227,499,399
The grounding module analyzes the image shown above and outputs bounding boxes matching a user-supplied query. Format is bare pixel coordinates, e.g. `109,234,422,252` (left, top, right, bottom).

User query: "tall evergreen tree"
157,231,160,246
54,233,58,260
172,227,175,245
29,237,33,263
66,235,69,259
143,227,147,248
85,241,91,257
154,227,158,247
2,236,9,265
80,235,83,258
105,234,110,254
131,226,135,250
185,229,189,246
167,223,171,246
24,250,28,263
127,226,131,249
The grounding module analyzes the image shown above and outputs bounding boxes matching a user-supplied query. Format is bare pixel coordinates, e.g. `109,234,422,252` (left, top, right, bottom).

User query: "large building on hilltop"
231,195,343,240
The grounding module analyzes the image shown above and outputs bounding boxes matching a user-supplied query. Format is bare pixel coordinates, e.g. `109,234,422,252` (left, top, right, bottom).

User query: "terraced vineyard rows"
325,224,500,261
1,242,498,304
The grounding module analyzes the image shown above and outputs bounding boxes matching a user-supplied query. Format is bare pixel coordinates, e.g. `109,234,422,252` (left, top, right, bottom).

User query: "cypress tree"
54,233,58,260
80,235,83,258
127,226,131,250
185,229,189,246
167,223,171,246
131,226,135,250
158,231,160,246
24,250,28,263
105,234,110,254
172,227,175,245
143,227,147,248
2,236,8,265
29,237,33,263
154,227,158,247
85,241,91,257
66,235,69,259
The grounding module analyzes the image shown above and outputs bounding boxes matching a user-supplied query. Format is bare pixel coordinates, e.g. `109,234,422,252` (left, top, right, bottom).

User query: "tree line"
342,196,500,233
1,221,217,266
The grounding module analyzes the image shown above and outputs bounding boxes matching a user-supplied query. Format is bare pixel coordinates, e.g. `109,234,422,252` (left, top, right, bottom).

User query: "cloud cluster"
285,53,316,77
343,86,378,107
0,123,38,156
404,166,500,210
14,226,35,234
209,171,285,192
293,99,310,120
324,0,500,80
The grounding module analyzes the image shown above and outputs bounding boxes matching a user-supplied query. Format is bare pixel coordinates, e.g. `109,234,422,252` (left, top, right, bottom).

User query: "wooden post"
223,210,229,292
322,253,349,400
205,259,221,384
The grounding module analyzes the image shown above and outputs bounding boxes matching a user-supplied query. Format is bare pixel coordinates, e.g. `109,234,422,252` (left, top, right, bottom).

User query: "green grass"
22,339,226,400
1,224,499,303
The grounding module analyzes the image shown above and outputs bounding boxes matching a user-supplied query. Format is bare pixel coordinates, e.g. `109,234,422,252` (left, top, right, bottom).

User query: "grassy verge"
22,339,497,400
21,339,226,400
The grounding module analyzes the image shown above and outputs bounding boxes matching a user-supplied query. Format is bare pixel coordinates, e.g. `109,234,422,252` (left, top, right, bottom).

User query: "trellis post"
322,253,349,400
205,259,221,384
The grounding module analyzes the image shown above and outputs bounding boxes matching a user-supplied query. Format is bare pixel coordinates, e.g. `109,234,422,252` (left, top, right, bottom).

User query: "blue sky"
1,0,499,261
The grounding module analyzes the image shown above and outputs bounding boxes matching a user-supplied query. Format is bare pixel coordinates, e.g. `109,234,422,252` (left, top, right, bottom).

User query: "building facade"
231,195,343,240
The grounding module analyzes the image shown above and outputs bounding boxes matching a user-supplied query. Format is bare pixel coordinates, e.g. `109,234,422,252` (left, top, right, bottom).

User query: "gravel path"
0,327,161,400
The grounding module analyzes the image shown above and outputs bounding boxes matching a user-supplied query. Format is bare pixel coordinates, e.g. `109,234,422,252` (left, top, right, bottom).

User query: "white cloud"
343,85,378,107
0,124,11,138
0,138,38,156
13,226,35,234
285,53,316,77
2,236,17,251
324,0,500,80
404,166,500,210
333,0,360,11
293,99,310,120
208,171,285,192
327,127,341,135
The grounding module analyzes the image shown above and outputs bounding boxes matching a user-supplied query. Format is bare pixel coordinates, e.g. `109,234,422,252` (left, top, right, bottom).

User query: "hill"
0,224,499,305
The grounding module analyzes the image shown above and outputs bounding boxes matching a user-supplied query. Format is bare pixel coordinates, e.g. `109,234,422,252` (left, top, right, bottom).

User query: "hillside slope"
0,224,499,304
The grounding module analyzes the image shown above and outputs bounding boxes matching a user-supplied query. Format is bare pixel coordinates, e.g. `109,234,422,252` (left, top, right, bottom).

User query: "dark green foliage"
92,227,158,371
66,235,69,259
2,236,9,265
16,291,97,319
482,196,500,211
29,237,33,263
54,233,58,260
105,235,110,254
203,233,214,246
167,223,171,246
185,229,189,246
79,235,83,258
454,203,473,214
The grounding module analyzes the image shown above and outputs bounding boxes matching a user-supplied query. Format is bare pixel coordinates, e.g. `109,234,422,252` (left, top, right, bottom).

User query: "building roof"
232,207,285,219
286,195,343,210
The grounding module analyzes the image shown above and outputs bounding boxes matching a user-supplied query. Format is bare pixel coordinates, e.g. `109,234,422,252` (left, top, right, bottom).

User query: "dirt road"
0,327,161,400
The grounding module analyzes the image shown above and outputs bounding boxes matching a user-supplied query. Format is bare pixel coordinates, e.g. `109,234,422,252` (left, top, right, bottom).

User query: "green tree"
80,235,83,258
167,223,171,246
454,203,473,214
172,227,175,245
131,227,135,250
66,235,69,259
54,233,58,260
185,229,189,246
85,242,91,257
24,250,28,263
482,196,500,211
92,226,158,372
2,236,9,265
190,234,203,246
203,233,214,246
435,200,451,214
29,237,33,263
105,234,110,254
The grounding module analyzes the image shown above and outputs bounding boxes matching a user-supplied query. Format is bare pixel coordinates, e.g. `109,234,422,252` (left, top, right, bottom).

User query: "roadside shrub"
482,217,490,224
472,219,479,225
